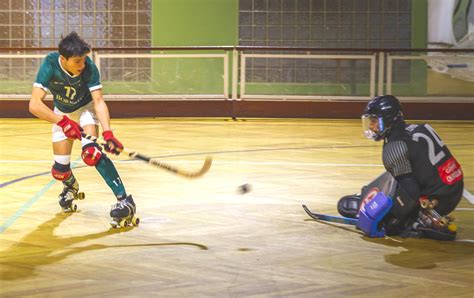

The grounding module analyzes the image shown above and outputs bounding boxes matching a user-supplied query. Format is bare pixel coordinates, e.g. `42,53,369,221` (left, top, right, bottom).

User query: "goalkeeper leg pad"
357,192,393,237
337,194,362,219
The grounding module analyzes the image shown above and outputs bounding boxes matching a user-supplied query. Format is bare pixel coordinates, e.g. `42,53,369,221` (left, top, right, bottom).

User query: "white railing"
94,53,229,99
386,53,474,103
1,50,473,103
239,53,376,100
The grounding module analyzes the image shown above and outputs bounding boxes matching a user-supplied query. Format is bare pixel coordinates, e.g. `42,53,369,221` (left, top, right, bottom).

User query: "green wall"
152,0,238,46
147,0,238,95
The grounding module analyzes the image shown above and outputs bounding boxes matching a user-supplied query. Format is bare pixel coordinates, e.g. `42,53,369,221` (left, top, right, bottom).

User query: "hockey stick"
81,133,212,178
302,205,358,225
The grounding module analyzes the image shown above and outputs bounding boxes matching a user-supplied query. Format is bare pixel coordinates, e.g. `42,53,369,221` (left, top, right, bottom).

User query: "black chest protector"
383,123,463,198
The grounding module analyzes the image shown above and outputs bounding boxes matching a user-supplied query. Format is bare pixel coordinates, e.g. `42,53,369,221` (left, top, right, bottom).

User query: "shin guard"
95,154,126,199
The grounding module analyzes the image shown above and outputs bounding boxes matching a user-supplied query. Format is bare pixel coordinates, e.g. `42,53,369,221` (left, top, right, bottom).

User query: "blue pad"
357,192,393,237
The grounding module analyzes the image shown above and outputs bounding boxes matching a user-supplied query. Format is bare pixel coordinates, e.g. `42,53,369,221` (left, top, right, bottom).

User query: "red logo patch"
438,157,463,185
360,187,380,212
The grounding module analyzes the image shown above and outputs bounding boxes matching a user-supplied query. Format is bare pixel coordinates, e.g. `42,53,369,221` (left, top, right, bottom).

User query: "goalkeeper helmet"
361,95,403,141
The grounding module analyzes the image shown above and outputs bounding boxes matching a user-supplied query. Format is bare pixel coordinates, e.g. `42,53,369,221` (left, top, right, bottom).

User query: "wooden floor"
1,118,473,297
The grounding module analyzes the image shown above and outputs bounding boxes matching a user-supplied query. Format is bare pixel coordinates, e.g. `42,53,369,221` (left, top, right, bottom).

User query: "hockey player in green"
29,32,138,228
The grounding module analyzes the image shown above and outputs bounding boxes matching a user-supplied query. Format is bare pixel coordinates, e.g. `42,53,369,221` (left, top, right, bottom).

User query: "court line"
1,160,472,205
0,159,385,167
456,239,474,243
153,144,474,159
0,159,81,234
0,160,384,189
0,179,56,234
0,161,384,189
0,170,51,188
462,189,474,204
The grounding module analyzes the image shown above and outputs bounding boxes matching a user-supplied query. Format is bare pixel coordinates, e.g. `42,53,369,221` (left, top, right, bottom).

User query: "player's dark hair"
58,32,91,59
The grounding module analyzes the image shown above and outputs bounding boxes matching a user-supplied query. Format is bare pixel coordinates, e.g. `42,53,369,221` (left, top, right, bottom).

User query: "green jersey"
34,52,102,113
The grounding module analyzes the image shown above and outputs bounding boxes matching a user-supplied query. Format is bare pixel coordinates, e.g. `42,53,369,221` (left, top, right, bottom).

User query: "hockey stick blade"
81,133,212,178
302,205,358,226
129,151,212,178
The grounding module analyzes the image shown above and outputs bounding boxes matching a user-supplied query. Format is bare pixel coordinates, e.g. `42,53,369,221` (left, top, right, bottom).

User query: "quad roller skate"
58,181,85,212
411,197,457,241
109,195,140,228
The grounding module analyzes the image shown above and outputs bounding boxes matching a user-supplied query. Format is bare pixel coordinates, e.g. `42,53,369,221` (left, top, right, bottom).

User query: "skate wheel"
72,204,77,212
77,192,85,200
448,223,457,232
119,219,127,228
439,217,449,226
420,199,429,209
132,216,140,226
62,206,74,213
110,220,118,228
412,222,420,230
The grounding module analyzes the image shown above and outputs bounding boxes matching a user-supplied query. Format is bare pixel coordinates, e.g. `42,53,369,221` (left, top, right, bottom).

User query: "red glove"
102,130,123,155
57,115,82,140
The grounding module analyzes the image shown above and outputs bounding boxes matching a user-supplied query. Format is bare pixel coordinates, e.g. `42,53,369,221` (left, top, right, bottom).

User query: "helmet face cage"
361,114,386,141
362,95,402,141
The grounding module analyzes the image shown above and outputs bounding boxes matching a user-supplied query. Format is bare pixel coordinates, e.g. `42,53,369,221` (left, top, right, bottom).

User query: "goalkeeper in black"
339,95,464,240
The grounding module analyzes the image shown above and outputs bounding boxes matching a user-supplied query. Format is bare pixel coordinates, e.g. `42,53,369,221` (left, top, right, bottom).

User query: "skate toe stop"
448,223,457,232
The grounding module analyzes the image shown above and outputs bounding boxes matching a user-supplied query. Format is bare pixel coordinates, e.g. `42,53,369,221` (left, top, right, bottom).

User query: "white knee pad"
54,155,71,165
81,137,95,147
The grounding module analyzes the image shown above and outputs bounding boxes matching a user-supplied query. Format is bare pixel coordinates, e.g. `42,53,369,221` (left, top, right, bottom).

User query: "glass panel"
0,0,152,94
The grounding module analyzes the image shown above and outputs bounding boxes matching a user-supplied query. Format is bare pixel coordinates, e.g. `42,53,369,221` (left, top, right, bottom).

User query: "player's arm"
383,140,421,199
383,140,420,219
29,86,62,123
30,55,82,140
29,86,83,140
91,89,111,131
30,55,62,123
395,174,420,201
91,89,123,155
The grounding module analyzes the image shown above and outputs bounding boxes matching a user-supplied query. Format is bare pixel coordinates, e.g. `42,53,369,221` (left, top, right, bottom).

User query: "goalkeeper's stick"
81,133,212,178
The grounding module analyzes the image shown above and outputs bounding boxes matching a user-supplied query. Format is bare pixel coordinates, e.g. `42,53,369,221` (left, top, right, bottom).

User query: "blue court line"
0,159,82,234
0,171,50,188
0,179,57,233
0,165,88,189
